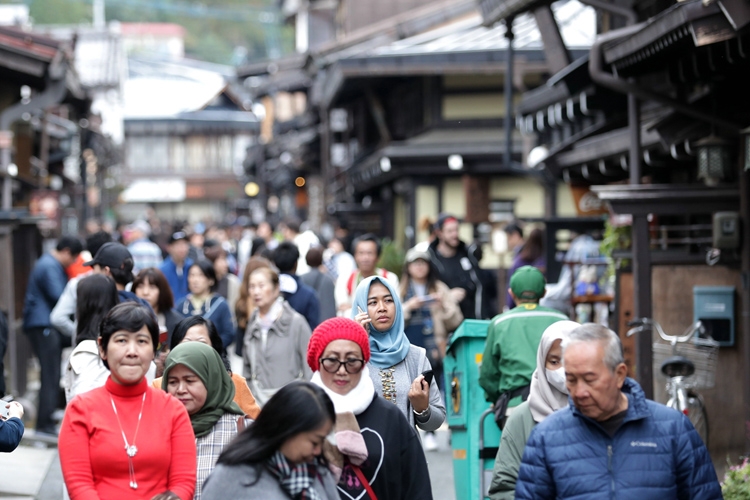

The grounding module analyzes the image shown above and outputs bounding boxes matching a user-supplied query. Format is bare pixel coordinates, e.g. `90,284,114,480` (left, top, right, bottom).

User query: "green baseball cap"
510,266,546,300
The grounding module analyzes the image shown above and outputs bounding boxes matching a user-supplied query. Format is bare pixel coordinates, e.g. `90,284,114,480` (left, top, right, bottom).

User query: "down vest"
515,378,722,500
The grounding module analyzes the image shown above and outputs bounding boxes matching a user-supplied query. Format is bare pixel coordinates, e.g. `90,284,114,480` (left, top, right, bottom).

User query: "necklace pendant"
126,445,138,457
130,481,138,489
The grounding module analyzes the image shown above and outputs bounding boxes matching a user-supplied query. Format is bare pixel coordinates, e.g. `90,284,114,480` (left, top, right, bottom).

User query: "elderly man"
515,324,722,500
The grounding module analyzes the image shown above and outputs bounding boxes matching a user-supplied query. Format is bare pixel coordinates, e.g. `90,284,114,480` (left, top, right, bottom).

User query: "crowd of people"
0,214,724,499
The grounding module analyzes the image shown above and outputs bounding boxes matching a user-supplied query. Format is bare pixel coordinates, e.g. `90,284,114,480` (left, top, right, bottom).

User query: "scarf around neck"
528,320,579,423
310,365,375,415
266,450,322,500
259,296,285,334
351,276,411,368
162,342,243,437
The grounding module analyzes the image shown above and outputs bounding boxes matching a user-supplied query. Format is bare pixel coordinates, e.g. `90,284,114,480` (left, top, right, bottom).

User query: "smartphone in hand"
357,306,370,332
421,369,434,386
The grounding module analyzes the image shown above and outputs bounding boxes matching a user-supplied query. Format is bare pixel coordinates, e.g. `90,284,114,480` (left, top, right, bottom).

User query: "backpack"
346,268,389,295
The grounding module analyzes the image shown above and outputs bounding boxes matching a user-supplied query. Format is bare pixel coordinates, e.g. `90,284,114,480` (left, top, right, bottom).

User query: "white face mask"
545,367,568,395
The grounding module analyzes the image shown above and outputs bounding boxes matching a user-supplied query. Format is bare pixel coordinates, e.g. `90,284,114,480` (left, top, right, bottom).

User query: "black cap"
84,242,133,269
169,231,189,244
436,213,459,229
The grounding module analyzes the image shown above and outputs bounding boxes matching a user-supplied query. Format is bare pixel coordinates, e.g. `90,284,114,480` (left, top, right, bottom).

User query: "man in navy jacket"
272,241,320,330
516,323,722,500
22,236,82,434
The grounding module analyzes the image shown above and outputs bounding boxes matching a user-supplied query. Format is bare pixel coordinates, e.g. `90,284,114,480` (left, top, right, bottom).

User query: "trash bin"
444,319,500,500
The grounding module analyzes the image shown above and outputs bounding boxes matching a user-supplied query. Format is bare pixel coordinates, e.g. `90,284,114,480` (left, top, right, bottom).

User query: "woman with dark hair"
152,316,260,418
59,302,196,500
63,274,119,403
202,241,241,326
506,227,546,309
133,267,183,345
308,318,433,499
201,381,338,500
242,267,312,406
162,342,246,500
175,260,235,350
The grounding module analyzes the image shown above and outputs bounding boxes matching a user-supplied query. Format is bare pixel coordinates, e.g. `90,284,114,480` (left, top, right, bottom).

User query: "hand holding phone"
421,295,437,306
421,369,434,386
356,306,371,332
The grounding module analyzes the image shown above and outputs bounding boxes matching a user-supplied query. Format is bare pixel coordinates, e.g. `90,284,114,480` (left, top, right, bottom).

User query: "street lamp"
448,154,463,171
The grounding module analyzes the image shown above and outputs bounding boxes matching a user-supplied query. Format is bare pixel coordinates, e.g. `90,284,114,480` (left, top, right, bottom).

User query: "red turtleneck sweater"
59,377,197,500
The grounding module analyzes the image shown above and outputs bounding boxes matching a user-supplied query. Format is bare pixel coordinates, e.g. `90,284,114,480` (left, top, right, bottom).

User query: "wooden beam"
533,5,571,74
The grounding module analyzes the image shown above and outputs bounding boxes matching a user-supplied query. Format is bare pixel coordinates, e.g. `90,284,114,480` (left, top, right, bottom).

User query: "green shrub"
377,238,405,277
723,457,750,499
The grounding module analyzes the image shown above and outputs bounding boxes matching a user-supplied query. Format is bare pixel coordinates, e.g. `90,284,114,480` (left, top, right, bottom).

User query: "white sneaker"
423,432,438,452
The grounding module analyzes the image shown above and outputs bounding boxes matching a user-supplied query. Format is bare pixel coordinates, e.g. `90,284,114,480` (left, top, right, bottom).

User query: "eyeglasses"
320,357,365,374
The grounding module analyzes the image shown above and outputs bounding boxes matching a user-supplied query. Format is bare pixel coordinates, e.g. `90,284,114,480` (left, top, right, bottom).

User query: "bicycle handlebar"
625,317,704,345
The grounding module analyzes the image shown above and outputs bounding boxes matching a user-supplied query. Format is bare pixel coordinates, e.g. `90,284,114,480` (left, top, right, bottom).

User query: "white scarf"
310,365,375,415
258,297,284,336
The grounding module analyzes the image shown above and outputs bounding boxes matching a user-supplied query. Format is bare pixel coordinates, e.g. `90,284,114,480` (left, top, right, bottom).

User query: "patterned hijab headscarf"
351,276,411,369
162,341,243,437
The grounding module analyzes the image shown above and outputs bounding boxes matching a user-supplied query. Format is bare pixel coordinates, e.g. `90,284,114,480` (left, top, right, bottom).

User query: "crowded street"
2,0,750,499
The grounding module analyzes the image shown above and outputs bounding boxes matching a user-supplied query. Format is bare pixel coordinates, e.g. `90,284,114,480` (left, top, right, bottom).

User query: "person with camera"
0,400,24,452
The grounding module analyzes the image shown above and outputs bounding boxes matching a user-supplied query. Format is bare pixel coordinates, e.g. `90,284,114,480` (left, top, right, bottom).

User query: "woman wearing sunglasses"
308,317,433,499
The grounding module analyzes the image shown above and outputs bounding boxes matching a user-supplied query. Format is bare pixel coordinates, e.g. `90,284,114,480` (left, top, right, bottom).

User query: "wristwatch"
413,407,430,418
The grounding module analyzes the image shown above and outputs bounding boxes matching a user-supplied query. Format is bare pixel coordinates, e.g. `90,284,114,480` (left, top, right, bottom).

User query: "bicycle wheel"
685,390,709,447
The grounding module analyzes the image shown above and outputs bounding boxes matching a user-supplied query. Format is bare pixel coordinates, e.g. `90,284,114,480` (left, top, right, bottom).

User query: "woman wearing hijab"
162,342,247,500
308,317,433,499
487,320,580,500
352,276,445,432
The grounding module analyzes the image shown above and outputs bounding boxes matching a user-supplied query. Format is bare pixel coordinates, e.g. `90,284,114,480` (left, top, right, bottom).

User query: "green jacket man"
479,266,567,411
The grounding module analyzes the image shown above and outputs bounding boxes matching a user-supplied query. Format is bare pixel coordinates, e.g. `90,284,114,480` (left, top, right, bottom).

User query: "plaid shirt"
195,413,242,500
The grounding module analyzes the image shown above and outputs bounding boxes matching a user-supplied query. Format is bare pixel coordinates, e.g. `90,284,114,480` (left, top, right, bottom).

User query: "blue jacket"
515,378,722,500
159,257,193,303
280,274,320,330
175,294,235,349
23,253,68,330
0,416,24,452
118,290,153,310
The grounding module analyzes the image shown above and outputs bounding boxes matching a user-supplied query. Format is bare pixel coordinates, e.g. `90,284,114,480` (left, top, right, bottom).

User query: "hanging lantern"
695,135,731,186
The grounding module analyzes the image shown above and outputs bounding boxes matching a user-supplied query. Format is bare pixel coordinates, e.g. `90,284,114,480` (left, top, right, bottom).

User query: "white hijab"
528,320,580,423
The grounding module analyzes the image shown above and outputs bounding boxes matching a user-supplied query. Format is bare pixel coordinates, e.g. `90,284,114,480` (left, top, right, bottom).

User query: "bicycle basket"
652,337,719,389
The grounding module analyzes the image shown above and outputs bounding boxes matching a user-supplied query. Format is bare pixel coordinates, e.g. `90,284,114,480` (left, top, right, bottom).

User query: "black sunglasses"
320,357,365,374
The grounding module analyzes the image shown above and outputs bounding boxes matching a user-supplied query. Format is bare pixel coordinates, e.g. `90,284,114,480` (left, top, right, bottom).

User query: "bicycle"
625,318,719,446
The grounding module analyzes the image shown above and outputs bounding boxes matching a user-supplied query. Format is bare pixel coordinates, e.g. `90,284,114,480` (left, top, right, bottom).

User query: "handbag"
493,384,530,429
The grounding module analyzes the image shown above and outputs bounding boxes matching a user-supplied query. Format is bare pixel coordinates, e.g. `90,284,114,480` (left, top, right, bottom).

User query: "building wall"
651,265,744,465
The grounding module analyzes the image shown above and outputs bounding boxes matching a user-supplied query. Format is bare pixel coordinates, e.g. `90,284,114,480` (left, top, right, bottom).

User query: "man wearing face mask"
488,320,579,499
479,266,568,428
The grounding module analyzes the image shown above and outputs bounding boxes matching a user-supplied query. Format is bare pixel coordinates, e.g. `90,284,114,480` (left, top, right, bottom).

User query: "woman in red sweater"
59,302,197,500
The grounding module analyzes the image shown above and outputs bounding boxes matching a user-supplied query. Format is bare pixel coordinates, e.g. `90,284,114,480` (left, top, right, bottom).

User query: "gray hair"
563,323,624,372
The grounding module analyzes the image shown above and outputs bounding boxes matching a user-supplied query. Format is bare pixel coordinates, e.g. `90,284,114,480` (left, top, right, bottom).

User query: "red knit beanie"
307,317,371,372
